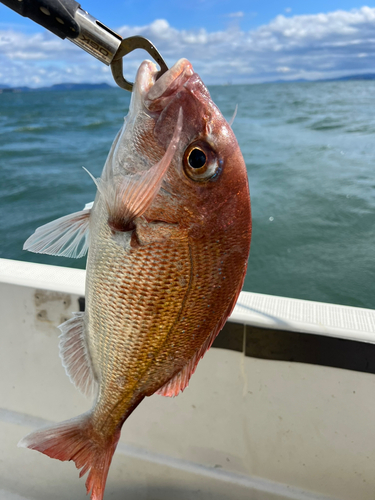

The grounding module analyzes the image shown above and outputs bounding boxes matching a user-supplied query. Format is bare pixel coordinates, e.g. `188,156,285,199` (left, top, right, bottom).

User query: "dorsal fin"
23,207,91,258
58,312,97,398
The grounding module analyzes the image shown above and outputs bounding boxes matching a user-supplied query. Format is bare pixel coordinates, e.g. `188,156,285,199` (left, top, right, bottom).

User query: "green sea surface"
0,81,374,309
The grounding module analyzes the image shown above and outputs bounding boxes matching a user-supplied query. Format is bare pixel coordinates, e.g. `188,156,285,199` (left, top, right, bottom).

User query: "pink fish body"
20,59,251,500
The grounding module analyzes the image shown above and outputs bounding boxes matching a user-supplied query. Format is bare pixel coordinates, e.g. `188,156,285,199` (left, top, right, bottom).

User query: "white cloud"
277,66,291,73
227,11,245,18
2,7,375,87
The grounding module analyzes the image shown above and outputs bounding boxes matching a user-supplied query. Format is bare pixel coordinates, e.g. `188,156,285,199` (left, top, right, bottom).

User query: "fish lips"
140,58,195,113
139,61,213,148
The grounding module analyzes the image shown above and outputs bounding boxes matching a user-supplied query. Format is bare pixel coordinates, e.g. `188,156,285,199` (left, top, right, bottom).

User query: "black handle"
1,0,81,39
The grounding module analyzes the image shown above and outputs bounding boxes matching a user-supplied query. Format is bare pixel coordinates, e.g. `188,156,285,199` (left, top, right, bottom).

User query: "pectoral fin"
23,207,91,258
99,109,183,232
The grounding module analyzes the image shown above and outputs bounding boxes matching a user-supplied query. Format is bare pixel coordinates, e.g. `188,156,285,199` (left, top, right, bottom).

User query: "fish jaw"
128,58,194,122
144,59,194,112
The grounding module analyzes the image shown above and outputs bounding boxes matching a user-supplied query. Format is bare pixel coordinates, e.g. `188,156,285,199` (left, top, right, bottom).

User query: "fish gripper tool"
1,0,169,92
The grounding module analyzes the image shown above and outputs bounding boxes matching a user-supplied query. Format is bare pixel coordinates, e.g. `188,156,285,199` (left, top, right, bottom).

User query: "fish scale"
87,204,191,417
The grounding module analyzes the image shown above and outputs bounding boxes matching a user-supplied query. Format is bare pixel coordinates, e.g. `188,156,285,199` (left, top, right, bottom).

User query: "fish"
19,58,252,500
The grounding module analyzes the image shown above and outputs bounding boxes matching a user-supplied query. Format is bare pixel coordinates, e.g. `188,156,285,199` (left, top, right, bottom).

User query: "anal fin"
156,355,198,397
156,329,217,398
157,287,242,398
58,312,97,398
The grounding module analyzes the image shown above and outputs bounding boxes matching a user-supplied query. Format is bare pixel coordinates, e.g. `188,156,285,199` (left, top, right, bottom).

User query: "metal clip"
110,36,168,92
70,8,122,66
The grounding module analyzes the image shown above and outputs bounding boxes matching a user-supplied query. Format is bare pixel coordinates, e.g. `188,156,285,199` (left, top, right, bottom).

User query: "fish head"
123,58,251,240
103,58,250,249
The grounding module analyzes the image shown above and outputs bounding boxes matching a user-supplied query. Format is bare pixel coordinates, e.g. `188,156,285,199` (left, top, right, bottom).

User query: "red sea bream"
19,58,252,500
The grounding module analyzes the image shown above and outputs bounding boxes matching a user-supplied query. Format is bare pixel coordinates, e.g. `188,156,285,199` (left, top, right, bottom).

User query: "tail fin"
18,413,120,500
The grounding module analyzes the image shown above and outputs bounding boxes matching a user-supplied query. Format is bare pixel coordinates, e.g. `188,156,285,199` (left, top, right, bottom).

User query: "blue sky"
2,0,374,32
1,1,375,87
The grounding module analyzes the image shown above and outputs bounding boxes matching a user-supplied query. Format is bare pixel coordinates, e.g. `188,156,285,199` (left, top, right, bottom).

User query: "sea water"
0,81,374,309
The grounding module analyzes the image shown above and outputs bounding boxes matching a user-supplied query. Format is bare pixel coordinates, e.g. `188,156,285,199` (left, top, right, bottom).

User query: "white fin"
23,208,91,258
99,109,183,231
58,312,97,398
228,104,238,127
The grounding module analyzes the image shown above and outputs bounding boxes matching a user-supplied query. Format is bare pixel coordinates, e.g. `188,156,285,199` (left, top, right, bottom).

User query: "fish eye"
183,141,219,181
188,148,206,169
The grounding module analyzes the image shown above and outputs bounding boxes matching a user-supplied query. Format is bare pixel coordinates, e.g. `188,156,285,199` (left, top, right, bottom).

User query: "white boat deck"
1,258,375,500
1,257,374,342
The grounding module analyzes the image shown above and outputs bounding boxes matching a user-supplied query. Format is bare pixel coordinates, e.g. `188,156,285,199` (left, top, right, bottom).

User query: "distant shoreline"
0,82,114,94
2,73,375,93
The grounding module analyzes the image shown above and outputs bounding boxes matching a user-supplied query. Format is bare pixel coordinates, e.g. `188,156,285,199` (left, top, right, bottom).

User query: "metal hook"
110,36,168,92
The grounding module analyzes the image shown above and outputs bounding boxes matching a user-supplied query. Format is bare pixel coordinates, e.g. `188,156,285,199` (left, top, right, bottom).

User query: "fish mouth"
136,58,194,113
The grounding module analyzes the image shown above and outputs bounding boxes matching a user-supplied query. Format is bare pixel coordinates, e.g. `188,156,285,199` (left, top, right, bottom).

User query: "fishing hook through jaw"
111,36,169,92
